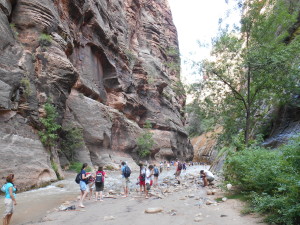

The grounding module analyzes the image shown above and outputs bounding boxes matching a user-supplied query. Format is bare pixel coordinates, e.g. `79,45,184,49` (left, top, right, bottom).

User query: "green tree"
193,0,300,146
136,120,155,158
61,126,84,162
38,102,61,149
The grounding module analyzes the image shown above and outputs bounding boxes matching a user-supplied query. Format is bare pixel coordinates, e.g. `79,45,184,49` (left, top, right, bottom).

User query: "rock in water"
145,207,164,214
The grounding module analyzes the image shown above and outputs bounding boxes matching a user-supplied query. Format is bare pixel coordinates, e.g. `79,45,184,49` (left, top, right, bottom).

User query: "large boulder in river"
0,113,57,191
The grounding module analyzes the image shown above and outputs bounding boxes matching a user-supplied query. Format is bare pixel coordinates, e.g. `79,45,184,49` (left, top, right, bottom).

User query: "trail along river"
0,165,207,225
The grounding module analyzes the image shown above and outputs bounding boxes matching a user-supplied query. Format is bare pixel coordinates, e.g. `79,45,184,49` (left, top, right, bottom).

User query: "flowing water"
0,165,207,225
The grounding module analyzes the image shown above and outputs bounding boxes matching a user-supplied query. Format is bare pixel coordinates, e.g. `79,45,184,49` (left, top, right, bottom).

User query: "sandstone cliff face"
0,0,193,189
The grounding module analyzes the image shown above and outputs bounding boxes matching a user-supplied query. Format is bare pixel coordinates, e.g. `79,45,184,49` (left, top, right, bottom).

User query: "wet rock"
206,190,212,195
104,216,115,221
194,216,204,222
226,184,232,190
145,207,164,214
222,197,227,202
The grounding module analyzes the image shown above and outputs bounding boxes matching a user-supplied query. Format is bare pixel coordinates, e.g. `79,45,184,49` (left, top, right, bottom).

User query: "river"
0,165,207,225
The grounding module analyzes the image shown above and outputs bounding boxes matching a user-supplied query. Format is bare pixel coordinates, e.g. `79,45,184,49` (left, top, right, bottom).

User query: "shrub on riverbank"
223,138,300,224
69,162,92,173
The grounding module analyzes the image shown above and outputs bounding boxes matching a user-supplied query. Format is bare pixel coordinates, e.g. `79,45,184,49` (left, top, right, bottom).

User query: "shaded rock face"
191,127,222,164
263,104,300,148
0,0,193,188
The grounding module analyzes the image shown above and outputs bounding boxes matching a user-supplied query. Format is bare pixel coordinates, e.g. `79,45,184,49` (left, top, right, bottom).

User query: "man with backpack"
153,164,160,188
95,166,107,201
121,161,131,197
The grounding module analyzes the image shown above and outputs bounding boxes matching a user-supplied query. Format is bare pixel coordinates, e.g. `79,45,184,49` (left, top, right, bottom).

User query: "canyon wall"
0,0,193,190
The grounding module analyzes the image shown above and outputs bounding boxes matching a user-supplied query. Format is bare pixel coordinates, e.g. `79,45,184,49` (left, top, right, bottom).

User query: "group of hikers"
76,160,214,208
1,161,214,225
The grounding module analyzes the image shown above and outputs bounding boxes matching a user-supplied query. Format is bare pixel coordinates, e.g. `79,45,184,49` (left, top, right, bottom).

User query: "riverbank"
5,166,265,225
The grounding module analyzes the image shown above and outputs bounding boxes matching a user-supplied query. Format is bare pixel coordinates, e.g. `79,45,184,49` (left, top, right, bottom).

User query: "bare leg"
100,191,103,201
6,214,12,225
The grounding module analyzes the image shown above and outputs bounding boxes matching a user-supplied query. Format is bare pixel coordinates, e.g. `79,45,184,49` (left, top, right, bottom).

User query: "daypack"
75,173,81,184
140,173,146,182
1,184,6,193
154,167,159,175
123,165,131,178
95,172,103,183
178,163,182,170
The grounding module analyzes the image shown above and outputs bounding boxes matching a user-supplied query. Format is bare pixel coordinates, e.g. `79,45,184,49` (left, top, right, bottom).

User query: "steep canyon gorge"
0,0,193,190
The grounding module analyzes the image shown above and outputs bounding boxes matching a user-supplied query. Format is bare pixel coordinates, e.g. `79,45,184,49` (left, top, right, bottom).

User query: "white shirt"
204,170,214,178
145,169,152,184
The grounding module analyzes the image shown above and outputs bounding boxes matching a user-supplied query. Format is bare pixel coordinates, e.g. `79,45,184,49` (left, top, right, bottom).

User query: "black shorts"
95,183,104,192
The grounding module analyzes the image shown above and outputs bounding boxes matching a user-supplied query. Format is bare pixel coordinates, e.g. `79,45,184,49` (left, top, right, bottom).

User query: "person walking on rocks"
145,165,154,199
95,166,107,201
138,163,146,194
175,161,182,178
3,174,17,225
153,164,160,188
121,161,131,197
200,170,215,187
79,163,91,208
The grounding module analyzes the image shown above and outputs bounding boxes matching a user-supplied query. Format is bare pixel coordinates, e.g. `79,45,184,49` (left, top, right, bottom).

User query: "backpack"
140,173,146,181
1,184,6,193
154,167,159,175
178,163,182,170
123,165,131,178
95,172,103,183
75,172,81,184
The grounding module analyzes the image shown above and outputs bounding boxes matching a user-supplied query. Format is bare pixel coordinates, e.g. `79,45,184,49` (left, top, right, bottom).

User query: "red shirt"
96,171,106,182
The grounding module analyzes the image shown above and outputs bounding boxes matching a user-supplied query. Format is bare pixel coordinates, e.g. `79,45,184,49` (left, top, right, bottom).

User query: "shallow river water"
0,165,207,225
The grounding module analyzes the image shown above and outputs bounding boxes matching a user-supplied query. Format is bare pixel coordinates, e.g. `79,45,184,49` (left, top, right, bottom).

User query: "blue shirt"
81,170,88,184
121,166,126,178
5,183,16,199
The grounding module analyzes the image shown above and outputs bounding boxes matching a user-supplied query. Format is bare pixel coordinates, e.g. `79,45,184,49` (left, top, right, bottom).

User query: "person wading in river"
3,174,17,225
78,163,91,208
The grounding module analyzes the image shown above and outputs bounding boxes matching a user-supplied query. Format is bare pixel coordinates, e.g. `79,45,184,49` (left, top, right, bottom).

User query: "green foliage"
10,23,19,38
223,137,300,224
190,0,300,146
38,103,61,149
185,102,215,137
20,78,31,98
61,127,84,162
69,162,91,173
171,81,186,96
51,160,61,180
136,120,155,158
39,33,52,47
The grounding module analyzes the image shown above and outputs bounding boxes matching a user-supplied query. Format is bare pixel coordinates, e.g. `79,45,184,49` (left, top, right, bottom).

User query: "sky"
168,0,241,84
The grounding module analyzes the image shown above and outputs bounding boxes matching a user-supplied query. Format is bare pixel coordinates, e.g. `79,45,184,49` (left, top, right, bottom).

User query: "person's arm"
9,187,17,205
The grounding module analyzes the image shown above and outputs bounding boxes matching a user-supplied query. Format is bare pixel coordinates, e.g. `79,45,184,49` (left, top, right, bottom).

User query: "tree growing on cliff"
136,120,155,158
192,0,300,146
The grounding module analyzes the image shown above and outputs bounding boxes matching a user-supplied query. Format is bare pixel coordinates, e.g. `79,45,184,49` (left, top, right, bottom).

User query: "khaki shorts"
122,178,130,187
3,198,14,217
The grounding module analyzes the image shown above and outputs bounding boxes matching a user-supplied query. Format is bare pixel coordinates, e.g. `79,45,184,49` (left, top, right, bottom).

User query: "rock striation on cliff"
0,0,193,190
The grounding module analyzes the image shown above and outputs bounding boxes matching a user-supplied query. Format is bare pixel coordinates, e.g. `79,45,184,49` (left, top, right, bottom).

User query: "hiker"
153,164,160,187
167,162,170,170
3,174,17,225
121,161,131,197
87,171,96,200
138,163,146,194
175,161,182,178
78,163,91,208
200,170,215,187
145,165,154,199
95,166,107,201
159,162,163,173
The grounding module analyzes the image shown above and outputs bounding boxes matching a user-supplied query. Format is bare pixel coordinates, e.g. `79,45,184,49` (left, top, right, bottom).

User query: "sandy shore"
26,172,265,225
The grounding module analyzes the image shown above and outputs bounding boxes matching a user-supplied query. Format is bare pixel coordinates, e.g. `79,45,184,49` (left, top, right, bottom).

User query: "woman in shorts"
3,174,17,225
79,163,91,208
